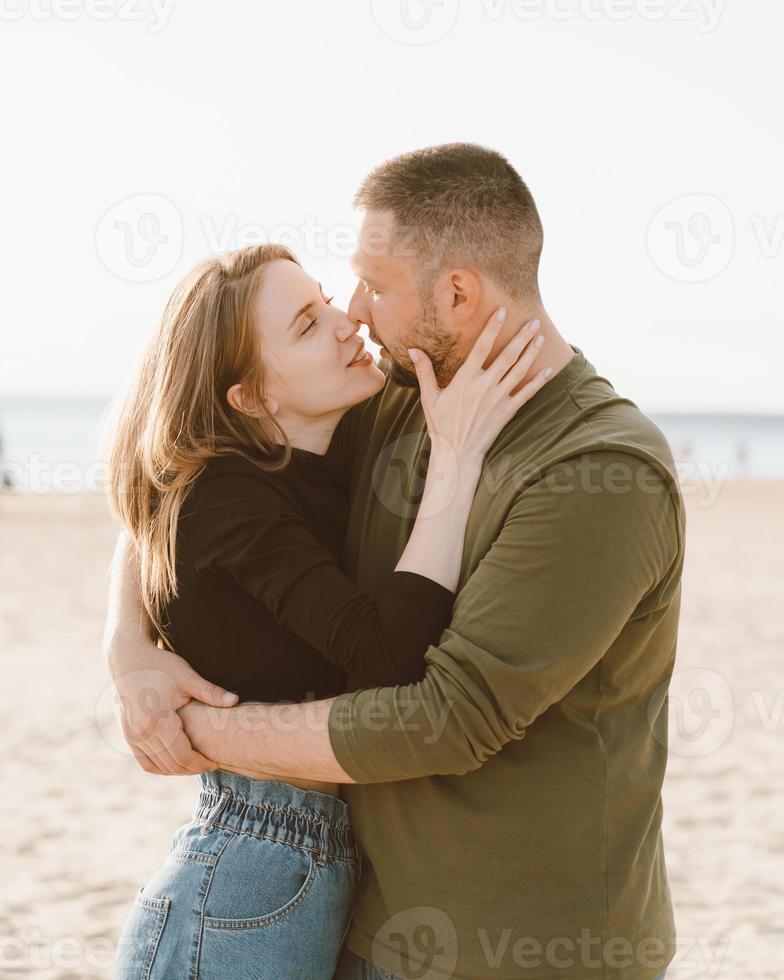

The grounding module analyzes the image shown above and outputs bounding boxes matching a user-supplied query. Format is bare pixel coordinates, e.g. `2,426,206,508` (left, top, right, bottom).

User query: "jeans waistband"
194,769,359,866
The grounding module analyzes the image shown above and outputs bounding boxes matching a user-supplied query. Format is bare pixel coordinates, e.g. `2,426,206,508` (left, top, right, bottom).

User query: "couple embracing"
105,143,683,980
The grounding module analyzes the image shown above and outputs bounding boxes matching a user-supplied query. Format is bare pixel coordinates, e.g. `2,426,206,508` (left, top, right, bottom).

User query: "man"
105,144,683,979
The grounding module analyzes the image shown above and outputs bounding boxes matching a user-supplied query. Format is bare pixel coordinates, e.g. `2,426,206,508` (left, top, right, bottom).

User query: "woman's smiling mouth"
347,342,372,367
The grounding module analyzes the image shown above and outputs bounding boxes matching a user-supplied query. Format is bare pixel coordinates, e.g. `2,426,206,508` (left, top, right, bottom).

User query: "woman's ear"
226,384,278,418
226,383,249,416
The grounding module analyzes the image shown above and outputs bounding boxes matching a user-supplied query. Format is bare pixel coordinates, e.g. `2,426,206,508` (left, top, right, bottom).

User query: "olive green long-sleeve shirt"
326,347,684,980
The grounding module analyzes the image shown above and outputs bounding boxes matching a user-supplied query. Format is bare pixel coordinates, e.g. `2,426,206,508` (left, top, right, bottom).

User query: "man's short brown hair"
353,143,544,301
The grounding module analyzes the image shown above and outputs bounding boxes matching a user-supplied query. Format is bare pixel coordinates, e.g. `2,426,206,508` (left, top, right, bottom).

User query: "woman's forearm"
394,309,548,595
103,531,155,673
394,446,482,593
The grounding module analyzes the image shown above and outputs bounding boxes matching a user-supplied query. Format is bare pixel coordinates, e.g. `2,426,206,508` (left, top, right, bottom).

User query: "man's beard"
386,357,418,390
384,293,461,390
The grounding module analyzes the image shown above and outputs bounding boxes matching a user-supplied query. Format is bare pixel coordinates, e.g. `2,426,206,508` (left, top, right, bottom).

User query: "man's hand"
103,531,239,776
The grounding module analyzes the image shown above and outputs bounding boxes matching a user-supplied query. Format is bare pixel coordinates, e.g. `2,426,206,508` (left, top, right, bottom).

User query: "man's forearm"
179,697,357,783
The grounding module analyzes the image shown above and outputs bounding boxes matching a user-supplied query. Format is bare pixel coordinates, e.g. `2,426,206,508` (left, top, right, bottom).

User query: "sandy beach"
1,482,782,979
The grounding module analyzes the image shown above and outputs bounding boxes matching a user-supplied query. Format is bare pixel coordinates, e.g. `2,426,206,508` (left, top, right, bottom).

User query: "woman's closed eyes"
301,295,334,335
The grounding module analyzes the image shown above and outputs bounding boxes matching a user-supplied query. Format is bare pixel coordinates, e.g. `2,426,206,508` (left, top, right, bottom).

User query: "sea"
0,397,782,493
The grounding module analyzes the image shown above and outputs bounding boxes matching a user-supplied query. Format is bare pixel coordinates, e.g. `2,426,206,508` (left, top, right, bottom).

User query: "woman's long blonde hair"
108,244,299,637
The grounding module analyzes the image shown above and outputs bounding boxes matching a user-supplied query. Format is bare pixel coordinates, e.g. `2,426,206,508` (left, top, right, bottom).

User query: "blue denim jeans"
113,769,360,979
333,948,669,979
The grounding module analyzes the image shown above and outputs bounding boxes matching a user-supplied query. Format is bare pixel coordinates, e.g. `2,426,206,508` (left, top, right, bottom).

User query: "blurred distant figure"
736,439,749,475
676,439,693,464
0,421,16,491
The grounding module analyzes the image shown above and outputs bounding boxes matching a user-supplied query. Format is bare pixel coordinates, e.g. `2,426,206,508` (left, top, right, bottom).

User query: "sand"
1,483,782,979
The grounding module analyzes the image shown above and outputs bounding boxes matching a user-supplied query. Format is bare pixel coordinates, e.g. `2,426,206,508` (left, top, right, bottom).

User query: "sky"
1,0,782,413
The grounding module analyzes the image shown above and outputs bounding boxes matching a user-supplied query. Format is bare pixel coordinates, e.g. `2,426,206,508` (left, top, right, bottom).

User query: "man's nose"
347,283,372,328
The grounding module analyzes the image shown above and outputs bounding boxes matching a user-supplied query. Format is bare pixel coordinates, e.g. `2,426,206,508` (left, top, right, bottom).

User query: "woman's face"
252,259,386,423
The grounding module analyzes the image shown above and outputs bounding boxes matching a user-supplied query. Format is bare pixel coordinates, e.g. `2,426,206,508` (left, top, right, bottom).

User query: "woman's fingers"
496,332,545,396
484,318,541,386
164,728,218,774
150,732,194,775
149,731,206,775
178,659,239,709
117,693,198,775
410,306,552,461
147,710,216,775
460,306,508,374
130,746,167,775
146,745,182,775
117,710,164,771
503,367,554,418
408,347,439,424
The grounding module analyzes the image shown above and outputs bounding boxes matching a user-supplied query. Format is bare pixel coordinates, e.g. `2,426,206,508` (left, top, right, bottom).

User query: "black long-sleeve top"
161,446,454,703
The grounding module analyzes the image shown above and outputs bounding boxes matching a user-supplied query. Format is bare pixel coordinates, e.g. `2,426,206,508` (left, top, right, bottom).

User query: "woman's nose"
336,318,359,342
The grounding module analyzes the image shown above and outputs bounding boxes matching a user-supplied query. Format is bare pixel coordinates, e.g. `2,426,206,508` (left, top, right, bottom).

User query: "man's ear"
441,268,482,322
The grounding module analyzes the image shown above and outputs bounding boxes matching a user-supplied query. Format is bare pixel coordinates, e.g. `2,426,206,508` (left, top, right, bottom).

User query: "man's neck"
488,306,575,389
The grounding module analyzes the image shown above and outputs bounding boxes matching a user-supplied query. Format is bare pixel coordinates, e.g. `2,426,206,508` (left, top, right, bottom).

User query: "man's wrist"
178,701,219,760
182,698,350,784
222,702,270,771
179,702,263,772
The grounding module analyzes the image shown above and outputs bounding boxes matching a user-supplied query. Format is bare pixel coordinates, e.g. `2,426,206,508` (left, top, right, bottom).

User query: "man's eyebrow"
287,283,322,332
351,267,381,288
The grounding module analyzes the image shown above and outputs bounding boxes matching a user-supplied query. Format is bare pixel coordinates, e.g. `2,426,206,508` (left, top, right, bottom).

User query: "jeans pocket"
203,835,316,928
113,886,171,979
199,849,357,980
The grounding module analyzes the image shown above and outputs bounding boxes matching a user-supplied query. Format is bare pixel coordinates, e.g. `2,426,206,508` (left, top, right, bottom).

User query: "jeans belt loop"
200,786,232,836
316,818,330,867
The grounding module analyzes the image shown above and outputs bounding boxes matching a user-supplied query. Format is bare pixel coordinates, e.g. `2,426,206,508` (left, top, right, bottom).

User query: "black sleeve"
184,471,454,687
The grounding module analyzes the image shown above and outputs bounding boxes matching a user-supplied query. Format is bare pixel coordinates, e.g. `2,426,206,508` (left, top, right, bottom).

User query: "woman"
108,243,549,979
